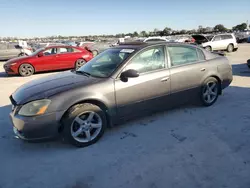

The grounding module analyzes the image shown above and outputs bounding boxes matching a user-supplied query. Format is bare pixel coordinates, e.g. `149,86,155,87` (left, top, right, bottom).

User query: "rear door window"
58,47,75,54
168,46,199,66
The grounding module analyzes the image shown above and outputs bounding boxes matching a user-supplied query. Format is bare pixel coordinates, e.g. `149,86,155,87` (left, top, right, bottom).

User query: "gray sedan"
9,42,232,147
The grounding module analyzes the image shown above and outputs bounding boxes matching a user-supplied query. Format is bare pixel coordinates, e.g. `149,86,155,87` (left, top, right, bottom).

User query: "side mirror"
120,69,139,82
38,52,43,57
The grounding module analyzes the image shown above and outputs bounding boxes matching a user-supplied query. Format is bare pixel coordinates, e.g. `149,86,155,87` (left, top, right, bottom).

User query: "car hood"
12,71,102,105
192,35,209,44
4,56,33,65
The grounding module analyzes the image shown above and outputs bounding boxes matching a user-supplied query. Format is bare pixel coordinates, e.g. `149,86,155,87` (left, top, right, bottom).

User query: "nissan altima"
9,42,233,147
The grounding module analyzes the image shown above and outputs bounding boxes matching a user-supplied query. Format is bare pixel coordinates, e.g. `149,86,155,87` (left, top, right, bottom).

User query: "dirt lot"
1,44,250,188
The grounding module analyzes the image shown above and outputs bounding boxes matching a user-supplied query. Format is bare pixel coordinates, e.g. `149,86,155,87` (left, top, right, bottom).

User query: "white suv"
192,34,238,52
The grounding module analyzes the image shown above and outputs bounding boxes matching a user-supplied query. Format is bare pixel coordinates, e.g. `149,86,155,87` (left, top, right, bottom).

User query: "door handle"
200,68,206,71
161,77,169,82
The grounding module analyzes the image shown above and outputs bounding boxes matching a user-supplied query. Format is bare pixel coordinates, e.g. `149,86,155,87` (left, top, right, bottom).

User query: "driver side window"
125,46,165,74
212,36,221,41
43,48,57,56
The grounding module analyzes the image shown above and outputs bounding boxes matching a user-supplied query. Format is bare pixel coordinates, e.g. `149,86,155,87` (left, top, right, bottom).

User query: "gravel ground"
0,44,250,188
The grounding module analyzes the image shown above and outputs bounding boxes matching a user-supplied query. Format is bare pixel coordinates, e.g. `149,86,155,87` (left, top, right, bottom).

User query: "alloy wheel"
70,111,103,143
202,81,218,104
75,59,86,70
19,64,34,76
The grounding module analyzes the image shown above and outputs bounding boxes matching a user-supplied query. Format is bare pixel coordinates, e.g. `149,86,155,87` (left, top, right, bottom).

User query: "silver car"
9,42,232,147
0,43,32,60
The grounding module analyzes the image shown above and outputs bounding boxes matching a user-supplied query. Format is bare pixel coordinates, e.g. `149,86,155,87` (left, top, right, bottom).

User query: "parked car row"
9,41,233,147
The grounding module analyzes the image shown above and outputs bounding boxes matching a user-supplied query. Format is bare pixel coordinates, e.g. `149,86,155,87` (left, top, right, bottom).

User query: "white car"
192,34,238,52
143,37,169,42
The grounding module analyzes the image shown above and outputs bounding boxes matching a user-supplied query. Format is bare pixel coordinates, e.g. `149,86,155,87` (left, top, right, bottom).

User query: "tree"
179,29,187,34
163,27,172,35
133,31,139,37
140,31,147,37
232,23,247,31
214,24,227,32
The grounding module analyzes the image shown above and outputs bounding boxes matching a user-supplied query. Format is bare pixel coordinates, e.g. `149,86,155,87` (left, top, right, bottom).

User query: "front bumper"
3,65,16,75
10,110,61,140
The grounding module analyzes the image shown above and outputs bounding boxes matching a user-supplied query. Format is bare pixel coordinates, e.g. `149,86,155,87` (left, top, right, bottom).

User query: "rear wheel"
227,44,234,53
18,64,34,76
62,103,107,147
75,59,86,70
200,77,219,106
205,46,212,52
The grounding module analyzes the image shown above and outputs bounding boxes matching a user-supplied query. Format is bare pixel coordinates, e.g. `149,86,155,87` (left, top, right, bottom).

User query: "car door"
56,47,79,69
211,35,223,50
167,45,207,105
5,44,20,59
0,44,8,60
34,47,59,71
115,45,171,118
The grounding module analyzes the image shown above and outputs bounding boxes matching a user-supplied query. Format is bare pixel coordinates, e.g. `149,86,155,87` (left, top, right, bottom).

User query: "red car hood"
5,56,33,65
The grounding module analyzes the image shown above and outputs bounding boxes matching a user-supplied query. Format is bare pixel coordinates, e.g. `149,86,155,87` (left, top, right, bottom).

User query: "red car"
3,45,93,76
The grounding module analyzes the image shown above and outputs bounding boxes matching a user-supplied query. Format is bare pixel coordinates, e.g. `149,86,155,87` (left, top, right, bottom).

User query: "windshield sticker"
120,49,135,53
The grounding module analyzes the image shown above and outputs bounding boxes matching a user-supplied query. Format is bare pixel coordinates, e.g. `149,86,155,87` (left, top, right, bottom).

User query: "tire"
200,77,219,106
62,103,107,147
75,59,86,70
227,44,234,53
92,50,98,57
18,63,35,76
205,46,212,52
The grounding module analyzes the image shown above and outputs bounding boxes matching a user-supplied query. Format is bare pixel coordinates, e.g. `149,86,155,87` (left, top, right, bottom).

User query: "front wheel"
75,59,86,70
18,64,35,76
62,103,107,147
200,77,219,106
205,46,212,52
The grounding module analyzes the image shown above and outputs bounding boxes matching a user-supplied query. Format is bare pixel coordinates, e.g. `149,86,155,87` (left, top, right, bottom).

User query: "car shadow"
232,62,250,77
1,85,250,154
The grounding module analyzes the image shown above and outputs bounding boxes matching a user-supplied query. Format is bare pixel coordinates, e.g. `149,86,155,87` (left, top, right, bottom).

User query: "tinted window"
125,46,165,73
59,47,74,53
197,48,206,60
168,46,199,66
221,35,233,40
43,48,57,56
213,36,221,41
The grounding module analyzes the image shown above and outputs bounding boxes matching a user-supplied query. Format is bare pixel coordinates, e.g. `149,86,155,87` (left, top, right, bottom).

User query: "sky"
0,0,250,37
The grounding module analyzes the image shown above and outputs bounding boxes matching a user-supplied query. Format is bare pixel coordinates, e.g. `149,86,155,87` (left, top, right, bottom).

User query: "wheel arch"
202,75,222,95
59,98,112,133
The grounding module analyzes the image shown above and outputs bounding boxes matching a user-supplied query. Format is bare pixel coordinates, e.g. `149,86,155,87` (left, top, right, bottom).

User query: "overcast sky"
0,0,249,37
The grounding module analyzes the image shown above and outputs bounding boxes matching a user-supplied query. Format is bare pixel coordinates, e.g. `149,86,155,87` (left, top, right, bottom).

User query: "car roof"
45,45,80,48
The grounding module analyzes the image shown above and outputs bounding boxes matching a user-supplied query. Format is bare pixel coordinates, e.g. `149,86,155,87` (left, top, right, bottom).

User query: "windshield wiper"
75,70,91,77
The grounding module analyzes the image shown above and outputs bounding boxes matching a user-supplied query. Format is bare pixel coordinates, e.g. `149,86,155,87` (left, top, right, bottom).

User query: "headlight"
18,99,51,116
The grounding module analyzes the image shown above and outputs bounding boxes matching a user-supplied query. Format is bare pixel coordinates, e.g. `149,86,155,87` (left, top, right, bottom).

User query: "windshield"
77,48,135,78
